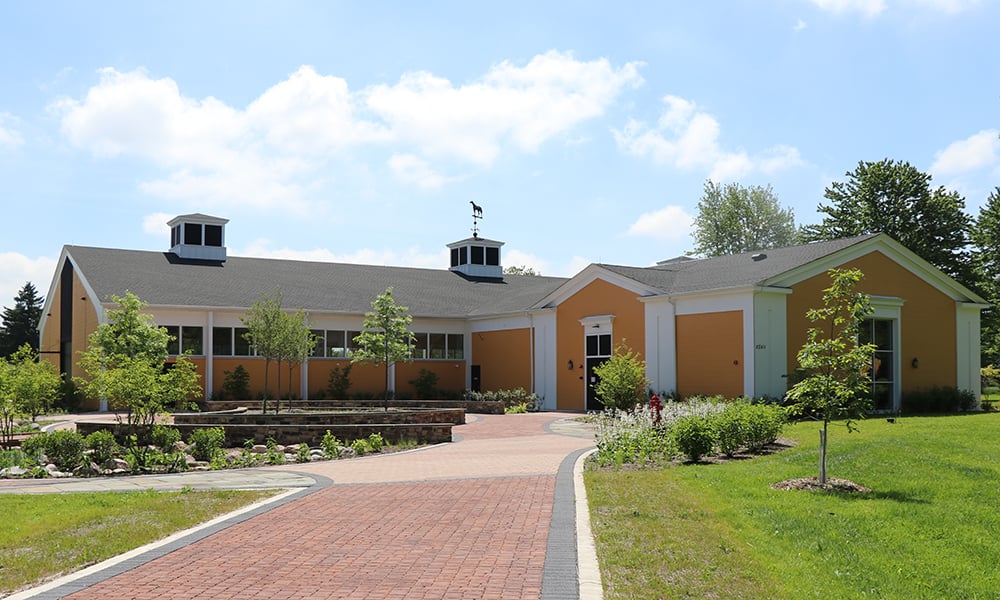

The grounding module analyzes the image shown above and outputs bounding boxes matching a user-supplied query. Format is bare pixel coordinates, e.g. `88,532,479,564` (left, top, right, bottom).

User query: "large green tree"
352,287,416,409
803,159,974,287
692,180,799,257
971,186,1000,364
785,269,876,485
76,292,201,435
0,282,44,357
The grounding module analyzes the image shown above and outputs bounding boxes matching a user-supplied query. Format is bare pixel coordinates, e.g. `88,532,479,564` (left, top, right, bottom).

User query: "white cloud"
615,95,804,180
0,253,58,312
0,113,24,148
142,212,174,236
503,249,550,275
794,18,809,31
51,54,642,208
809,0,887,17
904,0,980,13
388,154,460,189
626,205,695,240
930,129,1000,176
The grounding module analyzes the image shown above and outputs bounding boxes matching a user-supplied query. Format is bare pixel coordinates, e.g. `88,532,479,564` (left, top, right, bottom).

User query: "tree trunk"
275,358,282,414
819,424,828,485
263,360,270,413
384,361,390,411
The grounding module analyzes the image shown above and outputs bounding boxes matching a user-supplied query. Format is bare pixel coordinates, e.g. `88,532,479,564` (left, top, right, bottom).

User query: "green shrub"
85,430,119,464
468,388,540,410
711,405,744,457
367,432,385,452
350,438,369,456
409,369,439,399
741,403,786,452
672,416,715,462
592,344,649,410
40,430,86,471
151,424,182,452
902,386,976,413
221,364,252,401
0,448,32,470
295,443,311,463
504,402,529,414
321,430,342,459
982,386,1000,396
19,434,47,462
327,363,353,399
187,427,226,462
265,438,284,464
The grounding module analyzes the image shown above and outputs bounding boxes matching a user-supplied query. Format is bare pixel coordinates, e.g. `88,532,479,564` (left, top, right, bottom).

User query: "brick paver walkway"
18,412,595,599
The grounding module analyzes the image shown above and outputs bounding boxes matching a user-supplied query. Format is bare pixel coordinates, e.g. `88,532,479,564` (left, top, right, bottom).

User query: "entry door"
585,333,612,411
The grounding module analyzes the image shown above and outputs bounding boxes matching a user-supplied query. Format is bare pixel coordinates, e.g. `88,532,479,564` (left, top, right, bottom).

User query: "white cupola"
447,235,504,279
167,213,229,262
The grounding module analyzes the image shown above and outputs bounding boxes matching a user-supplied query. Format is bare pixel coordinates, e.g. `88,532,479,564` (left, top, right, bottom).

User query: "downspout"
206,311,214,400
528,311,535,396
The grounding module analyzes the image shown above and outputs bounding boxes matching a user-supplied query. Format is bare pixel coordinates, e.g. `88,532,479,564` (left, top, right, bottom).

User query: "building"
40,213,986,411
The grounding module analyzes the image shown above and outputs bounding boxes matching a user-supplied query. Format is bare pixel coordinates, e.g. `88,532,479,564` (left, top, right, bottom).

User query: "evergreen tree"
971,187,1000,365
803,159,974,288
0,282,44,357
692,180,799,257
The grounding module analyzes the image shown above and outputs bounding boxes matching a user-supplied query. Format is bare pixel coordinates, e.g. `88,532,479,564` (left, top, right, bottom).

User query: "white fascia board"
764,234,987,304
531,264,662,309
38,247,71,336
42,248,106,325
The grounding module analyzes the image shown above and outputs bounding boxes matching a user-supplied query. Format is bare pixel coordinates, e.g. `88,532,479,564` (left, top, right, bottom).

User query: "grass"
0,488,278,595
585,413,1000,599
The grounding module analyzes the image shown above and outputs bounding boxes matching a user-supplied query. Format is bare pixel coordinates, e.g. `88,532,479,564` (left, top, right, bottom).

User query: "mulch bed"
770,477,871,493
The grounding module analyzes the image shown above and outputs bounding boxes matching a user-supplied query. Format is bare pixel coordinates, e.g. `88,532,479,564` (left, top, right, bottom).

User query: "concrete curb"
575,448,603,600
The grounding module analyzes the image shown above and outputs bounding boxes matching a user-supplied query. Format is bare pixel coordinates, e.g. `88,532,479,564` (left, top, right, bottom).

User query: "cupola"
447,235,504,279
167,213,229,262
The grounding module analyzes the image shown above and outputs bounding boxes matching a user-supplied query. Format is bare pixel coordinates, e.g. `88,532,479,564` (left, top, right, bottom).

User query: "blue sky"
1,0,998,310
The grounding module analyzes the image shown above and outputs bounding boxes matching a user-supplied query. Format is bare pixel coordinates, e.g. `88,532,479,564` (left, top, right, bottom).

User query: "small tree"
592,342,649,411
221,365,252,401
241,291,285,411
352,288,416,410
280,310,316,410
6,345,61,422
76,292,201,440
785,268,876,485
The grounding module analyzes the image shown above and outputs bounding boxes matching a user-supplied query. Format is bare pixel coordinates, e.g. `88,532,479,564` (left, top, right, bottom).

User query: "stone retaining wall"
204,399,504,414
176,408,465,426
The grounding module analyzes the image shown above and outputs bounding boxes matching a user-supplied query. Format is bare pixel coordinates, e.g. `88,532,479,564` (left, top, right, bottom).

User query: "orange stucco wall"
296,359,465,399
676,310,744,398
213,357,302,399
471,328,532,392
786,251,956,393
555,278,646,410
395,361,466,396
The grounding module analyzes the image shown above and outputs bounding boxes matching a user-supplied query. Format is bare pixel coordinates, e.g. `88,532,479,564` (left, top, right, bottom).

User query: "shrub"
41,430,86,471
367,433,384,452
350,438,369,456
711,405,744,457
0,448,32,470
187,427,226,462
20,434,47,462
85,429,120,464
505,402,529,414
409,369,439,400
592,343,649,411
468,388,540,410
151,424,182,453
327,363,353,399
672,416,715,462
221,365,252,401
740,403,786,452
901,386,976,413
265,438,285,464
295,443,311,463
321,430,342,459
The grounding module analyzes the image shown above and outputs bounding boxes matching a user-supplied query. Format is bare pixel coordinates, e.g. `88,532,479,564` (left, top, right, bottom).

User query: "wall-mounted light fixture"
592,324,600,329
911,357,919,368
567,359,574,370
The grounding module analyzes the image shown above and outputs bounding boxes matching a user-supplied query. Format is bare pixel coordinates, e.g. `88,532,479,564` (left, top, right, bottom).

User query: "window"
234,327,253,356
471,246,484,265
411,332,428,359
181,326,203,355
184,223,202,246
347,331,362,356
586,333,612,358
171,226,180,247
326,330,346,358
429,333,447,359
204,225,223,247
213,327,232,356
860,318,894,411
166,325,204,355
459,247,468,265
447,334,464,359
485,247,499,266
311,330,325,357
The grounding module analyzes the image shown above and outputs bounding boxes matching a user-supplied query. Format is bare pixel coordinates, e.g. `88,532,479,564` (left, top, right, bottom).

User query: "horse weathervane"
470,201,484,238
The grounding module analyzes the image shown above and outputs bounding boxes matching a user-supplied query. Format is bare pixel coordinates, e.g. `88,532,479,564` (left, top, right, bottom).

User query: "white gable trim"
764,234,986,304
532,264,661,308
39,248,107,336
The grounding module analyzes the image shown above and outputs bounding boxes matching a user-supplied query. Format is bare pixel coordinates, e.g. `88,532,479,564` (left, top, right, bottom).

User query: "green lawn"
0,488,277,595
585,413,1000,599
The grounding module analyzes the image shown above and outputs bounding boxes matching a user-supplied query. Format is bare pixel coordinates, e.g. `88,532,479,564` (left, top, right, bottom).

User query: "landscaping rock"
1,466,28,477
251,444,268,454
73,462,101,477
101,458,130,472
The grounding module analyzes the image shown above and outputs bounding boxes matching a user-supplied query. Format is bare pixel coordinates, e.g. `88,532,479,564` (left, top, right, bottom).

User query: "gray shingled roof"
598,234,879,295
66,246,567,319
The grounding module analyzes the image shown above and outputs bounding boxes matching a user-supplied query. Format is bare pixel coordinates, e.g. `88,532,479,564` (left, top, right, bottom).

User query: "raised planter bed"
204,399,504,414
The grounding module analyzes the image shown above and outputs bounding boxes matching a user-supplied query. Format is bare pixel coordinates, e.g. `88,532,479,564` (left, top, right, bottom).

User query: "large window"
234,327,253,356
860,318,894,411
212,327,232,356
165,325,204,355
410,332,463,360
